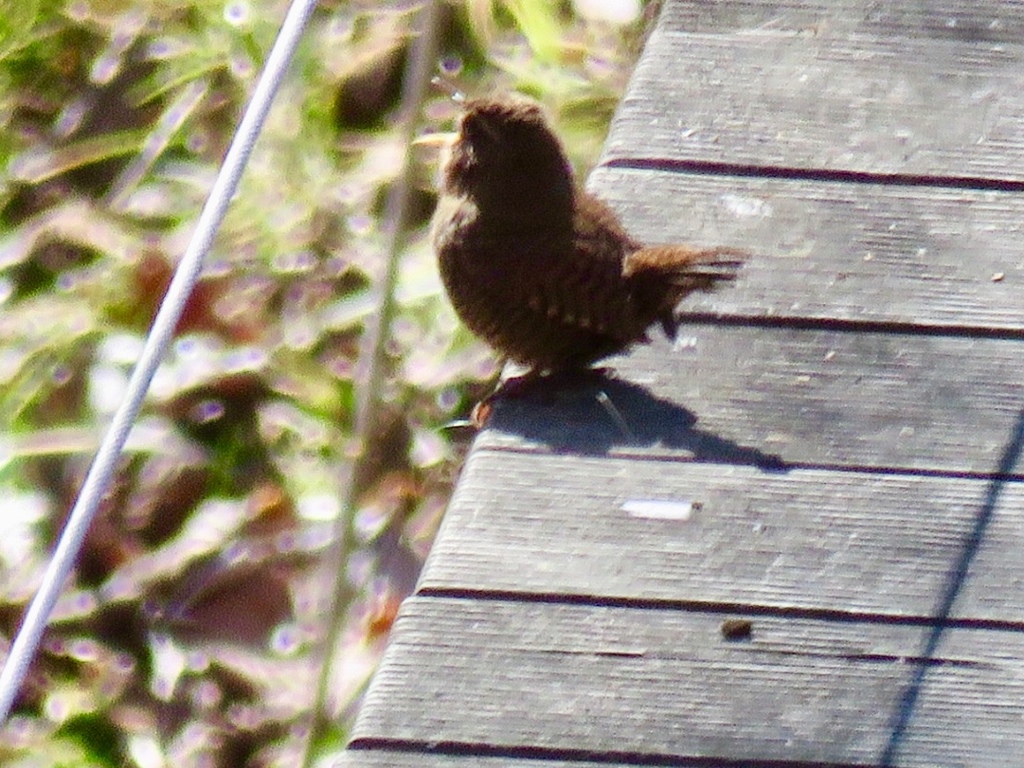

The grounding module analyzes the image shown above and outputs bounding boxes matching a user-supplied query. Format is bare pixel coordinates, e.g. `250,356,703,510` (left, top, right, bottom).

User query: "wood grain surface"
605,3,1024,181
421,451,1024,622
589,167,1024,330
343,1,1024,765
477,328,1024,476
351,597,1024,766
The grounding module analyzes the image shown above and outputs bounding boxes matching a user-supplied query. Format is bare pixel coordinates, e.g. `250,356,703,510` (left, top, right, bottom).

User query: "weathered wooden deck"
340,1,1024,766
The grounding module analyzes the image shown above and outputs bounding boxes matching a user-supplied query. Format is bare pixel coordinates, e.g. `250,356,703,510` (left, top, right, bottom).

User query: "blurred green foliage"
0,0,644,765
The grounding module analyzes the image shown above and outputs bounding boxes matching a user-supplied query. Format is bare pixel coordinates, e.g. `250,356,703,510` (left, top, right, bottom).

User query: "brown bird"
431,94,744,376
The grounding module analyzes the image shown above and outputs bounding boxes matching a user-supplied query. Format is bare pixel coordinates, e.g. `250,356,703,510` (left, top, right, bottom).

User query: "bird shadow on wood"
880,406,1024,767
483,370,786,470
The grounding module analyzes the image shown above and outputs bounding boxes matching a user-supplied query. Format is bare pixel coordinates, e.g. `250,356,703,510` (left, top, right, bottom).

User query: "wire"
300,2,445,763
0,0,320,723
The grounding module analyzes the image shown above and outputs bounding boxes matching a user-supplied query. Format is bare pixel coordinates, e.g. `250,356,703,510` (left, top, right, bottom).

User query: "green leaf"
502,0,562,63
10,129,150,184
0,0,41,61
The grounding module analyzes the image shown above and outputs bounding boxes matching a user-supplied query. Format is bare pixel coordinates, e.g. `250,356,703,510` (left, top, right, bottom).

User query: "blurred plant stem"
302,1,445,764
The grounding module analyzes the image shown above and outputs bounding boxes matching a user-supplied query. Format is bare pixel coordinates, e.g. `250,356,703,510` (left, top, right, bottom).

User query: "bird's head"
442,96,574,209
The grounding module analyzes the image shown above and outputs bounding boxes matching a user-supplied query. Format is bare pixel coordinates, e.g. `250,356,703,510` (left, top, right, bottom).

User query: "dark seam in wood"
534,646,989,669
677,314,1024,342
412,589,1024,633
347,737,878,767
471,444,1024,484
754,649,988,669
602,157,1024,193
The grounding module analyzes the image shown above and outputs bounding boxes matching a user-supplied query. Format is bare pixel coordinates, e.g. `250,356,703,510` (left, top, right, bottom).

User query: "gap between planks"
603,156,1024,193
412,588,1024,635
344,739,879,768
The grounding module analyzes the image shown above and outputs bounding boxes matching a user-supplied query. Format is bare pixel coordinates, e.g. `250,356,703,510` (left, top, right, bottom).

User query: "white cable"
0,0,319,722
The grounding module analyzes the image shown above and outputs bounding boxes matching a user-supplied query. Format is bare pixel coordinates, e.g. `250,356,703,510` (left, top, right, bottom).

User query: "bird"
430,94,745,380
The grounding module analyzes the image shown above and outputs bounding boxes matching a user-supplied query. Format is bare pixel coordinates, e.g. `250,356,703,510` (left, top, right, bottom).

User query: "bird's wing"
499,192,643,340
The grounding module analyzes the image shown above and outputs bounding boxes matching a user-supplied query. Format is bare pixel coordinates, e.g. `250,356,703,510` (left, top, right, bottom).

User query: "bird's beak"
412,131,458,149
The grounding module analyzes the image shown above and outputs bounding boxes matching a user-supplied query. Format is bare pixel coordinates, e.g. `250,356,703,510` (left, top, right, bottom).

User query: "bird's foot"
470,367,615,427
470,369,542,427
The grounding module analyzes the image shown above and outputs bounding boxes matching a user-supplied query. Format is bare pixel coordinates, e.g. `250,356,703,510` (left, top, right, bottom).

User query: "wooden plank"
421,452,1024,621
659,0,1024,42
588,167,1024,330
477,327,1024,476
351,597,1024,766
603,3,1024,179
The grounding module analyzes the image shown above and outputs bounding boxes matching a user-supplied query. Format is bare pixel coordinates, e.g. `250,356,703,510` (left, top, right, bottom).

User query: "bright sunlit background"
0,0,645,764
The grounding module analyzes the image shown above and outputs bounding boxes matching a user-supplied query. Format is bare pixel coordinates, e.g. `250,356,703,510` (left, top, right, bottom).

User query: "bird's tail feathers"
622,245,747,341
624,244,746,289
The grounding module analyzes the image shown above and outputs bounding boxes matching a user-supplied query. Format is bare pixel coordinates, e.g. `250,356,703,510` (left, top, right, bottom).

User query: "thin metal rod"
0,0,319,722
